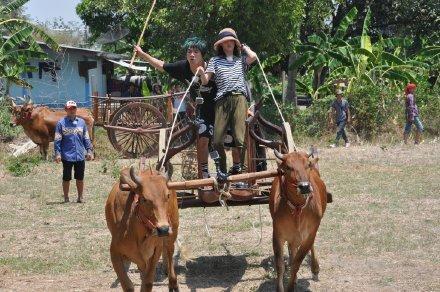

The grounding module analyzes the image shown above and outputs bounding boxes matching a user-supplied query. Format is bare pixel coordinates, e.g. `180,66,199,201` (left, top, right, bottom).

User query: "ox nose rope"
160,69,201,170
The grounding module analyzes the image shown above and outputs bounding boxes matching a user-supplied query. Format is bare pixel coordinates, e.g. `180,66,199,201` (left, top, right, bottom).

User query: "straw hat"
213,28,241,51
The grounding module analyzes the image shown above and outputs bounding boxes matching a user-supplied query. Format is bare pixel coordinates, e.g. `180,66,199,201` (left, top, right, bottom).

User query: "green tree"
77,0,304,59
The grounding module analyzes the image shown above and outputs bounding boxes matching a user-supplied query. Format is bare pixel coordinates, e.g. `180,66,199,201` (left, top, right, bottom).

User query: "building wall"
9,49,105,108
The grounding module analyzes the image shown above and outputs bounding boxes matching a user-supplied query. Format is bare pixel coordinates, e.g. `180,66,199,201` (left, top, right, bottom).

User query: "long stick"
130,0,157,66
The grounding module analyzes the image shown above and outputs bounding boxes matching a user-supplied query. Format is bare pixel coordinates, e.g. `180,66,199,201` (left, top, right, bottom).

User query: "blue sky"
24,0,82,23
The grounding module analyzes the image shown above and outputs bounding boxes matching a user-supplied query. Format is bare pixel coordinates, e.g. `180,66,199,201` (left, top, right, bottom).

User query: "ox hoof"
312,273,319,282
169,287,179,292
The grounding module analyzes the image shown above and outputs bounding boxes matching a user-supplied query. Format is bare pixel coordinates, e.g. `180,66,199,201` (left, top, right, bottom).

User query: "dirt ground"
0,140,439,291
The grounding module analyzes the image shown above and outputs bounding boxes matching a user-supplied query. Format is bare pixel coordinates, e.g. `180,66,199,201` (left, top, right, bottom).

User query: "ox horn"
274,149,285,161
129,166,142,187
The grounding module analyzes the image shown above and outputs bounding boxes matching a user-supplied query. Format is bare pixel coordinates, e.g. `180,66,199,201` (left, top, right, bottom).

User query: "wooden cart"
95,94,293,209
91,92,190,158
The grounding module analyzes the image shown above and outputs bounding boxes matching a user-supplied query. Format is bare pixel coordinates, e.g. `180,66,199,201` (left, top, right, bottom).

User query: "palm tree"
0,0,58,95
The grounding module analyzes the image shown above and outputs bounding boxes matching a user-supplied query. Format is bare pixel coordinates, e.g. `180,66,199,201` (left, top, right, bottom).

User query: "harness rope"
202,208,212,242
255,55,297,151
251,204,263,246
160,71,201,170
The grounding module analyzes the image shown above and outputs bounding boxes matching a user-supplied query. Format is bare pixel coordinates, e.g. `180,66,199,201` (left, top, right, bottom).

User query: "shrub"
259,80,440,141
6,154,42,177
0,99,21,142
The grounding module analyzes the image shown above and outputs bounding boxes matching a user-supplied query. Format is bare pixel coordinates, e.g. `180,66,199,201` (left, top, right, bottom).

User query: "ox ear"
309,157,319,168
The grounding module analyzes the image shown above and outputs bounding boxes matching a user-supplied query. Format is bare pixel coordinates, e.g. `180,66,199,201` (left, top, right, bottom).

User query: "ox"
9,101,94,159
270,150,328,292
105,166,179,292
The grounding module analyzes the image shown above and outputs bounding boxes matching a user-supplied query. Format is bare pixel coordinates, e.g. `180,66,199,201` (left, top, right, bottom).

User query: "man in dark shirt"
330,89,351,148
134,37,218,178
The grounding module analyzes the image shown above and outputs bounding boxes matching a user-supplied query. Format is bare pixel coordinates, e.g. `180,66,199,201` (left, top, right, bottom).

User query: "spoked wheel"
170,113,194,148
107,102,166,158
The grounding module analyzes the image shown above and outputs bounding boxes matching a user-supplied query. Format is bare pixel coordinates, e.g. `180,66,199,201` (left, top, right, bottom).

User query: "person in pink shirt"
403,83,424,144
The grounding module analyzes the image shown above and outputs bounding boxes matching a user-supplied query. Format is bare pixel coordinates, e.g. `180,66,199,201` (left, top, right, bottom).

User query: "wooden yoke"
166,169,280,190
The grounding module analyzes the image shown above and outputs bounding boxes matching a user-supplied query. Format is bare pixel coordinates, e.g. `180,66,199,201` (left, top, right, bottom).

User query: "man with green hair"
134,37,218,178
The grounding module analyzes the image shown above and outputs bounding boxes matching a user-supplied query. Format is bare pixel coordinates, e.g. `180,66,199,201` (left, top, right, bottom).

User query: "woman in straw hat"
198,28,257,179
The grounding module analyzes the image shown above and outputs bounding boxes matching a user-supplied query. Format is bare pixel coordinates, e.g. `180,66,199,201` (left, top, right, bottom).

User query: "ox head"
121,166,172,237
9,99,34,126
274,150,318,198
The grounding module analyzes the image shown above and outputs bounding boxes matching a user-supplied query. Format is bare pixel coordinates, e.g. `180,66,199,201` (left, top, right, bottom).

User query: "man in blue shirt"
55,100,93,203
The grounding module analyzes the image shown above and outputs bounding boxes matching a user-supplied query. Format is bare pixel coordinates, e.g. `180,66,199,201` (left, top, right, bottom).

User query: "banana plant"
0,0,59,92
291,6,430,98
290,7,359,98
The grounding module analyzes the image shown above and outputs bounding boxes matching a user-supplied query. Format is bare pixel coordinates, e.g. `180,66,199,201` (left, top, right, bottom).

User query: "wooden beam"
167,169,280,190
283,122,296,152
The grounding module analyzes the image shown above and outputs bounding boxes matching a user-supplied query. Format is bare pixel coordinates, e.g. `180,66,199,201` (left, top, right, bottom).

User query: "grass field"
0,139,439,291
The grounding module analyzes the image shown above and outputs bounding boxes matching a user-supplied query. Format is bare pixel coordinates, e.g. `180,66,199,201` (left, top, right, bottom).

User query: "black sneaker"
232,181,248,189
228,165,242,175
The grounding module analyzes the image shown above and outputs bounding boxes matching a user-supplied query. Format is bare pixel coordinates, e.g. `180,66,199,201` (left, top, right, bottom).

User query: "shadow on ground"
180,254,247,291
257,256,313,292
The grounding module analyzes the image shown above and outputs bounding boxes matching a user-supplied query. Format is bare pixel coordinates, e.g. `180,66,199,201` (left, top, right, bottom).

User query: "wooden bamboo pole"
130,0,157,66
166,169,281,190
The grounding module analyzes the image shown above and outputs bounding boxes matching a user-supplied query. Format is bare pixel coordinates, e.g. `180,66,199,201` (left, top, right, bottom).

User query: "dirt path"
0,141,439,291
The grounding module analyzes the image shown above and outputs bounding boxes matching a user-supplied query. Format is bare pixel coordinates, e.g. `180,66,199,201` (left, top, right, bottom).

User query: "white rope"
160,70,200,169
202,208,212,242
251,204,263,246
256,56,286,124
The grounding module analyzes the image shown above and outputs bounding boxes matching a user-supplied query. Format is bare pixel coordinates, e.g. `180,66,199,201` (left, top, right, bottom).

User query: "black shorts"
223,129,236,148
62,160,85,181
198,119,214,138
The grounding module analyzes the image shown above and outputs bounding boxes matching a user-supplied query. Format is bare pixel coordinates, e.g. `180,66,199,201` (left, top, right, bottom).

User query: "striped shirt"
206,55,248,101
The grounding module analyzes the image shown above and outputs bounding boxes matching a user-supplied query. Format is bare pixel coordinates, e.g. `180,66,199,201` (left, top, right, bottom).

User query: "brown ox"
105,166,179,292
270,150,328,292
9,101,94,159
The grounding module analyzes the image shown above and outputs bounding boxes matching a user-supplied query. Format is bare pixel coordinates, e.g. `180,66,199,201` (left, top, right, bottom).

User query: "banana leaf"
295,79,313,96
361,8,371,38
382,52,405,65
288,52,312,70
0,26,34,52
353,48,376,61
334,7,358,40
327,50,353,67
0,0,30,16
295,44,321,54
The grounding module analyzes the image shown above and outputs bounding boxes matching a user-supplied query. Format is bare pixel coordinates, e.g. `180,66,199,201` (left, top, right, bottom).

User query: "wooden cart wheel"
107,102,166,158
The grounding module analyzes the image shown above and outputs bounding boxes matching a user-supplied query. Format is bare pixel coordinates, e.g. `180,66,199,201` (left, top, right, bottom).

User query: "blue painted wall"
9,48,106,108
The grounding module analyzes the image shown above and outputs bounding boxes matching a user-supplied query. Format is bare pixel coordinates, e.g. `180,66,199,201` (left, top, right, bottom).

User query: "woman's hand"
196,66,205,76
134,45,144,54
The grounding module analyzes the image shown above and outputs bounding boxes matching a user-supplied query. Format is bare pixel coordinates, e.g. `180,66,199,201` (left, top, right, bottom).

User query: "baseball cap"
65,100,77,109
